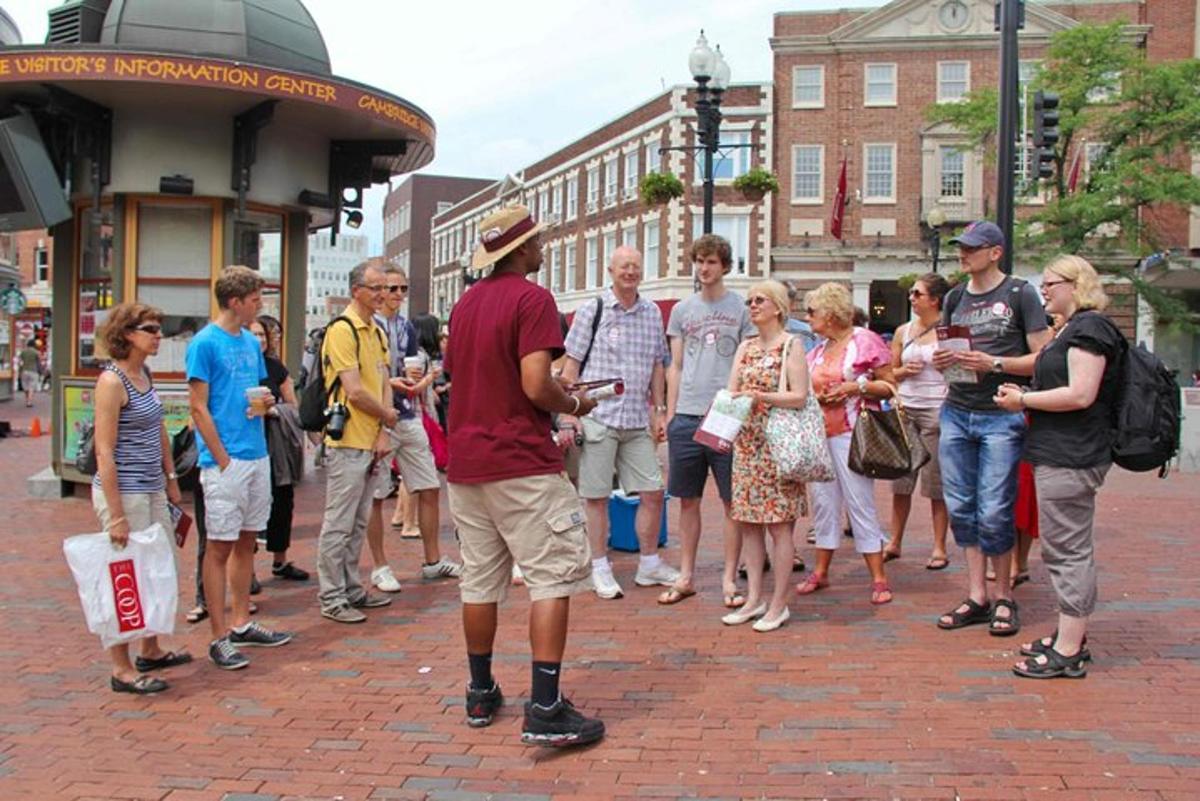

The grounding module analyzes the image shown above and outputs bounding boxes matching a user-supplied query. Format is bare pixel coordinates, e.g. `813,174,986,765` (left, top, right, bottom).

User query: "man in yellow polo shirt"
316,258,399,623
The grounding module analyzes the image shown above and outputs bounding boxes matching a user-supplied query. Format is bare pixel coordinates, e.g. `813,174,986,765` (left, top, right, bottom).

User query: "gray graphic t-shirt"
942,276,1047,411
666,291,756,415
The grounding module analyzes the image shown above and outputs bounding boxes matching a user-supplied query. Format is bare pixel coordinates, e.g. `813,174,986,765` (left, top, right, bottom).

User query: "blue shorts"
666,414,733,504
938,404,1025,556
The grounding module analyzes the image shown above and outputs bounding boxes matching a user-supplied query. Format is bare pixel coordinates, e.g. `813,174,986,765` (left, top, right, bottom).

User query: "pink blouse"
807,327,891,437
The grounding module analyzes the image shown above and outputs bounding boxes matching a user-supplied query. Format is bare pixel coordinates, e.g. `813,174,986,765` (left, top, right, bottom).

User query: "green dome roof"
100,0,331,75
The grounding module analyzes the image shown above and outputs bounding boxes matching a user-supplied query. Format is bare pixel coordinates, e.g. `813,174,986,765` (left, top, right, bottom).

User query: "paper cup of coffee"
244,386,270,416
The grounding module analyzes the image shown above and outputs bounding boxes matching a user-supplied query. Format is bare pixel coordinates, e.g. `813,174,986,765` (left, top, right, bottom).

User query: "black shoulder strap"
321,316,361,400
943,283,966,320
578,296,605,375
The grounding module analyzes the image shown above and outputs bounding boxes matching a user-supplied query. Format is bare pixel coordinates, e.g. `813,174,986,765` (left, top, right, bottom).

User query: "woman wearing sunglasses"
91,303,191,694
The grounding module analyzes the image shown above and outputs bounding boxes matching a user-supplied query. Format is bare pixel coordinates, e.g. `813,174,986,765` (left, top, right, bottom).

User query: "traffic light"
1032,91,1060,179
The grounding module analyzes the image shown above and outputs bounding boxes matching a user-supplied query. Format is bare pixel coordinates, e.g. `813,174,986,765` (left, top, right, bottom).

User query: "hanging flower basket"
639,171,685,206
732,167,780,201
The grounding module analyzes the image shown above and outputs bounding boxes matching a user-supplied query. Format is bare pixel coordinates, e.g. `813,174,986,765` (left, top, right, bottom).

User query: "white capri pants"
809,432,888,554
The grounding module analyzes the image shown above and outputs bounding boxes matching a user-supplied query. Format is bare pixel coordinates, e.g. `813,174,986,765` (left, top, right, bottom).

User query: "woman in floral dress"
724,280,812,632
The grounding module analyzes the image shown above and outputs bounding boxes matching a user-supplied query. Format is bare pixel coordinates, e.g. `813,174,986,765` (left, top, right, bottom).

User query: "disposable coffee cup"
244,386,270,416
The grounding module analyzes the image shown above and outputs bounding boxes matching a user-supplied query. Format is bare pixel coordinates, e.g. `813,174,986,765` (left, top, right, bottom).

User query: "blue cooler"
606,491,669,552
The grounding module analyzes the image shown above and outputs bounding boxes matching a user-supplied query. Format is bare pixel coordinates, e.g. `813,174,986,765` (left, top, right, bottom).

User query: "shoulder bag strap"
778,336,791,394
578,295,605,375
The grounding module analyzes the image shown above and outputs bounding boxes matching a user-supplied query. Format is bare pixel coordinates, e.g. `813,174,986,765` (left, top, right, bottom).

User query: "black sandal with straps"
989,598,1021,637
937,598,992,630
1020,631,1091,662
1012,646,1088,679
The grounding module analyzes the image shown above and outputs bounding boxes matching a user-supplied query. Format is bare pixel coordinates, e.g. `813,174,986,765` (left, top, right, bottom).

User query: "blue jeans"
938,404,1025,556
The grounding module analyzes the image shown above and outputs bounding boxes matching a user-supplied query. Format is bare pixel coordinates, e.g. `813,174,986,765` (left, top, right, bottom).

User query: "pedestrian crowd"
82,207,1127,745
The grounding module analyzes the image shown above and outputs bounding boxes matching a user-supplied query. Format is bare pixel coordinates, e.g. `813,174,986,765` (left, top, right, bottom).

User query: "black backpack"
298,316,359,433
1111,340,1181,476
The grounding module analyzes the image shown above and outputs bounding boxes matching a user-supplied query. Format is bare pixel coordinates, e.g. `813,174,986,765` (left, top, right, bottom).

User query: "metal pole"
995,0,1021,274
698,82,715,235
931,231,941,274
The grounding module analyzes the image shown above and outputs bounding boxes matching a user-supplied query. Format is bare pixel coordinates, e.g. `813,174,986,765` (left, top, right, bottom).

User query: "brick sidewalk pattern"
0,392,1197,800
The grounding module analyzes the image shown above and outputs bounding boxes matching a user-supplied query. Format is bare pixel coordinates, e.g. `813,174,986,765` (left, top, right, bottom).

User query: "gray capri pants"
1033,463,1110,618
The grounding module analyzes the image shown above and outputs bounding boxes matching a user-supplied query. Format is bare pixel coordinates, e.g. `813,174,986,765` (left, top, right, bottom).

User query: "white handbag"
764,337,835,483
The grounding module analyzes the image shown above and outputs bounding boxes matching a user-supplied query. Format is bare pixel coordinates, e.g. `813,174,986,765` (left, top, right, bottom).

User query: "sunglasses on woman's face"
132,323,162,334
746,296,771,307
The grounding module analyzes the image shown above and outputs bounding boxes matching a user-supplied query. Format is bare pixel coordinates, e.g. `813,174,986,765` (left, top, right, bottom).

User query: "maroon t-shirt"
444,271,565,484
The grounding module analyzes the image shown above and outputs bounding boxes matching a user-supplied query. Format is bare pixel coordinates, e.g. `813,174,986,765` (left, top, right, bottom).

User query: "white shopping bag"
62,523,178,648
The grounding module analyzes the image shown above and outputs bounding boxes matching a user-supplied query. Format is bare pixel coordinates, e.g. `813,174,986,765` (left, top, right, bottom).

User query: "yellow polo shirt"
322,305,389,450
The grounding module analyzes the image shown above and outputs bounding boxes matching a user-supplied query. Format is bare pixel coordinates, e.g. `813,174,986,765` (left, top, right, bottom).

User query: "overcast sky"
9,0,886,251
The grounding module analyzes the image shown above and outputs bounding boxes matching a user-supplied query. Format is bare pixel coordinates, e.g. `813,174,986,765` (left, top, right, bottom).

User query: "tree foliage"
925,21,1200,328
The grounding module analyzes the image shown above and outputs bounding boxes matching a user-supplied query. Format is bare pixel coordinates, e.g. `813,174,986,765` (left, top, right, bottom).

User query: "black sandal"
937,598,992,630
989,599,1021,637
1020,631,1091,662
1012,646,1087,679
111,674,169,694
135,651,193,672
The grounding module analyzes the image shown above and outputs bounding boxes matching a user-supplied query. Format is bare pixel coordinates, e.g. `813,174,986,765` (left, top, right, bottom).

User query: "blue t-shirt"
185,323,269,468
374,312,420,420
785,317,819,353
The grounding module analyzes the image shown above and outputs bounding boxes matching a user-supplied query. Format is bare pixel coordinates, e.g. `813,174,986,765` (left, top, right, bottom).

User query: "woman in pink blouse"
798,283,896,605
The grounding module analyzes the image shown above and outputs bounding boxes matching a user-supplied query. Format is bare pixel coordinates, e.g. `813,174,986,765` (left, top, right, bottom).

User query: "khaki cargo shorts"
448,472,593,604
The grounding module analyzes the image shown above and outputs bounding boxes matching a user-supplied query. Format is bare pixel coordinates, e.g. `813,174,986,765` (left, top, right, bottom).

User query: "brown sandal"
657,585,697,605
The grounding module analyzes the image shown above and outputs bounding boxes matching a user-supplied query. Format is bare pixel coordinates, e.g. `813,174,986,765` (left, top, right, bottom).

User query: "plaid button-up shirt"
564,288,669,430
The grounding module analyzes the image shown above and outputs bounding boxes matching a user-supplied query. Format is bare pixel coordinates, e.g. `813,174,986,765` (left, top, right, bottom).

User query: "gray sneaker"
421,558,463,580
351,591,392,609
321,603,367,624
209,637,249,670
228,621,293,648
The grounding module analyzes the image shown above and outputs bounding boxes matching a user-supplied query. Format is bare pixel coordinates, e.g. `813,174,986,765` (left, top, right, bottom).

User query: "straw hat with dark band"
470,204,546,270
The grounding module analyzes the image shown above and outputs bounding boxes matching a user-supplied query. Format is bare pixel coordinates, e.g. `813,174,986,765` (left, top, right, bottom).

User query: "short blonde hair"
805,282,855,327
747,280,790,325
1046,255,1109,312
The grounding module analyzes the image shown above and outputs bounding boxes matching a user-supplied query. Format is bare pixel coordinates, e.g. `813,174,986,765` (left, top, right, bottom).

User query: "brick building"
770,0,1199,340
382,174,493,316
428,83,773,320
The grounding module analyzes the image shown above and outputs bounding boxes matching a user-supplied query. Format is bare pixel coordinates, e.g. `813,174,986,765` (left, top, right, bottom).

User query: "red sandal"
870,581,893,605
796,573,829,595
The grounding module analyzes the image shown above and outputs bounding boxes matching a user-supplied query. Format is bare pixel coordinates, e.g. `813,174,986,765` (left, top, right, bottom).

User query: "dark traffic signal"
1032,90,1060,179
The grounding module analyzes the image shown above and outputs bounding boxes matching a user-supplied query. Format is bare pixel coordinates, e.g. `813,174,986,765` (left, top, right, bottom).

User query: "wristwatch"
166,471,179,480
991,357,1004,374
856,375,869,395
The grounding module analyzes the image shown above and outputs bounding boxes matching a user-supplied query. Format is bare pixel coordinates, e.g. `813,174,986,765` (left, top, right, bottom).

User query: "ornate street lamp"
923,205,947,273
688,31,730,235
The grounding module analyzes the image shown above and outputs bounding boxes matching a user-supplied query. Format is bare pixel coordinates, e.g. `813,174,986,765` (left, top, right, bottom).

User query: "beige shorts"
199,457,272,540
448,472,593,604
577,416,664,500
891,404,944,500
373,417,441,500
92,486,173,535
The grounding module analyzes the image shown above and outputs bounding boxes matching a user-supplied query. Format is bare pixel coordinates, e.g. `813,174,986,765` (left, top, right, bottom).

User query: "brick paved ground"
1,391,1198,801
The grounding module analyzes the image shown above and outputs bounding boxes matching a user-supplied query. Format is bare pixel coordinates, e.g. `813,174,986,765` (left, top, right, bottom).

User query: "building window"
863,143,896,202
644,221,660,274
645,141,661,174
693,214,750,275
604,157,618,206
552,183,563,220
791,145,824,203
700,130,751,184
585,236,598,289
549,244,561,292
587,167,599,210
35,247,49,283
624,150,638,198
864,63,897,106
621,224,636,249
566,175,579,220
565,241,576,290
939,146,965,198
538,187,549,223
792,65,824,108
602,231,617,277
436,201,453,214
937,61,970,103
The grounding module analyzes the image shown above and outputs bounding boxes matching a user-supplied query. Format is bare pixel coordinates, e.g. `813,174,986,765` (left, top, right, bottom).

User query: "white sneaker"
371,565,402,593
634,562,681,587
592,569,624,600
421,558,463,580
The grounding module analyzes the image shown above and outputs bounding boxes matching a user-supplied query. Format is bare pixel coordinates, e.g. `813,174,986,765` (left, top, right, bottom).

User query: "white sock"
592,557,612,573
638,553,662,571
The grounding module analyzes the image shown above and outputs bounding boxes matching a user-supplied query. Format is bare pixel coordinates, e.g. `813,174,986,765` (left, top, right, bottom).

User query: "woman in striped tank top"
92,303,191,695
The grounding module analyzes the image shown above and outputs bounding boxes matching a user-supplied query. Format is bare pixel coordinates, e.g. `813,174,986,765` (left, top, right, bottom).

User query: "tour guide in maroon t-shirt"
443,204,605,747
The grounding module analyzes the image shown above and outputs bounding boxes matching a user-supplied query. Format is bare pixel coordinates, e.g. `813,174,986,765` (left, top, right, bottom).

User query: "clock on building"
939,0,971,31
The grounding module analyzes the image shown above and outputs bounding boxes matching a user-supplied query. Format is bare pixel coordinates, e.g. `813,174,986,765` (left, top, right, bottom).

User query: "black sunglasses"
387,284,409,293
132,323,162,334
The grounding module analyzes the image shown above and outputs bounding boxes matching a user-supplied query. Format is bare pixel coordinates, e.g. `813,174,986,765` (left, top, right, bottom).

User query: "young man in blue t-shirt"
187,266,293,670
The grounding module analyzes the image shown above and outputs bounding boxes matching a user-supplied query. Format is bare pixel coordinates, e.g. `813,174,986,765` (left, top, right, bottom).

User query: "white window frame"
564,241,576,290
937,61,970,103
604,157,618,207
645,142,662,174
602,231,617,277
587,167,600,211
538,187,549,223
624,150,638,192
938,145,966,199
621,223,637,249
862,143,896,203
864,63,897,107
552,183,563,220
643,220,660,274
792,65,825,109
791,144,824,205
566,175,579,220
585,235,598,289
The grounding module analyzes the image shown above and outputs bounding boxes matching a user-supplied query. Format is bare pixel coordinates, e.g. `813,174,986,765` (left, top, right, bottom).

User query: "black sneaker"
209,637,249,671
272,561,310,581
465,682,503,728
521,697,605,747
228,621,293,648
249,574,262,595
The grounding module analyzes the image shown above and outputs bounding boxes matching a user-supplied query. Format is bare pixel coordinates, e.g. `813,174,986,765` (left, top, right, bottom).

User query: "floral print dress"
731,338,806,524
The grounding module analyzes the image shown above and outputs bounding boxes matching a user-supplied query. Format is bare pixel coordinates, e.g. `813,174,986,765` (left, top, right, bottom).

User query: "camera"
326,402,349,440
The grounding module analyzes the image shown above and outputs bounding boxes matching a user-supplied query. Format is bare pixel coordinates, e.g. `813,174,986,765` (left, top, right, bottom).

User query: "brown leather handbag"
848,382,913,480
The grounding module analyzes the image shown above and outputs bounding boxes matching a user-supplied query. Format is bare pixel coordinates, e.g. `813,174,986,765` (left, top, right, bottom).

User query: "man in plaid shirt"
559,246,678,600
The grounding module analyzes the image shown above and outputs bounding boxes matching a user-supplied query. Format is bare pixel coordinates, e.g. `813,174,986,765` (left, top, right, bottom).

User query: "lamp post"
688,31,730,235
923,205,947,273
